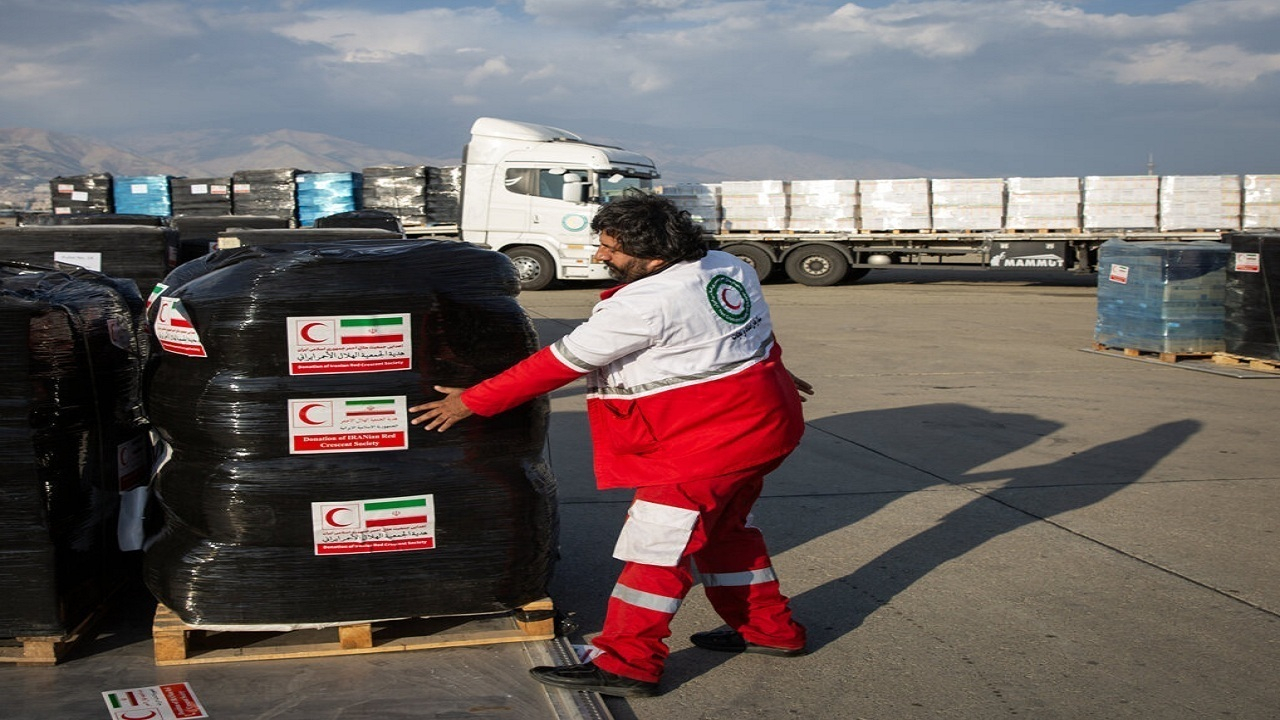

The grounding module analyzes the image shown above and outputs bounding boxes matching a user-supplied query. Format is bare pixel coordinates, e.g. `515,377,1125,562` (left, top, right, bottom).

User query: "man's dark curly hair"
591,190,708,263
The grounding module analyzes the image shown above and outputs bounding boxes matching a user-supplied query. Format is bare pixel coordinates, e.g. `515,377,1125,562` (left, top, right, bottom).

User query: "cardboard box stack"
1242,175,1280,230
859,178,931,231
169,178,233,217
1084,176,1159,230
657,183,721,234
788,180,858,232
720,181,789,232
930,178,1004,231
49,174,113,216
1006,177,1081,230
1158,175,1242,231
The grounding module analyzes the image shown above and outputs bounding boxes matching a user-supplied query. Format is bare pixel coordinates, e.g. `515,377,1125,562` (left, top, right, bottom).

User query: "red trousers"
589,459,806,683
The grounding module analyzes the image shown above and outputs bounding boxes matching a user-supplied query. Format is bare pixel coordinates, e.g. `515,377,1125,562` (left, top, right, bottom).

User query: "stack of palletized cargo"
1094,239,1230,353
143,239,557,628
49,174,113,216
1084,176,1159,230
231,168,300,223
657,183,721,233
0,265,150,639
169,215,292,268
297,173,362,227
425,166,461,226
720,181,788,232
362,166,427,227
930,178,1004,231
170,178,233,217
1158,176,1242,231
1242,175,1280,230
112,176,172,217
1222,233,1280,360
788,180,857,232
0,225,175,293
859,178,931,231
1006,177,1081,230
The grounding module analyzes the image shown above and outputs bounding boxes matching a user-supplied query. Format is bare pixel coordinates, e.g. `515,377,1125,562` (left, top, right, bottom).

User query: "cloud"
1106,41,1280,88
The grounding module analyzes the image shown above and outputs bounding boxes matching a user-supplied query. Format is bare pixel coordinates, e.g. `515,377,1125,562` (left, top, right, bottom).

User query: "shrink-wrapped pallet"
49,174,113,216
361,166,460,228
169,215,292,268
860,178,931,231
232,168,300,222
1158,176,1241,231
1242,175,1280,229
0,264,150,637
930,178,1004,231
0,225,174,293
1223,233,1280,360
657,183,721,234
112,176,172,217
143,239,557,628
788,180,857,232
297,172,362,227
1084,176,1158,230
720,180,788,232
426,166,462,226
169,177,233,217
1006,177,1080,230
1094,239,1229,353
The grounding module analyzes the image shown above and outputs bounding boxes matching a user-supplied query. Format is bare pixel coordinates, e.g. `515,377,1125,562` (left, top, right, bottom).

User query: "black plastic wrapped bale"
1095,239,1230,353
1223,233,1280,360
27,213,168,227
142,239,557,627
361,166,427,228
314,209,403,234
169,215,292,269
426,166,462,226
169,178,233,217
0,225,174,294
231,168,300,222
0,263,151,637
212,227,403,252
49,174,113,216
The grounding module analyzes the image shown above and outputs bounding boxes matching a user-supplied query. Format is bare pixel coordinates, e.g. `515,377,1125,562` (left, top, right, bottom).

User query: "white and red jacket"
461,250,804,489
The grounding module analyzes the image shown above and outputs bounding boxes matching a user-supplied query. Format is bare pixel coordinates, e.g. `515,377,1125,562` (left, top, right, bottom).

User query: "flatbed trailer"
710,229,1231,285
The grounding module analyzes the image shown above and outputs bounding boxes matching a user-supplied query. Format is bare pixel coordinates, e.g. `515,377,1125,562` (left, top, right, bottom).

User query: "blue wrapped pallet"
297,172,362,227
113,176,172,216
1095,239,1230,353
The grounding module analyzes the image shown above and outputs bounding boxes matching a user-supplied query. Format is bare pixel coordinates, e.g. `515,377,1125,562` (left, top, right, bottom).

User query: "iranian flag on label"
287,313,412,375
312,494,436,555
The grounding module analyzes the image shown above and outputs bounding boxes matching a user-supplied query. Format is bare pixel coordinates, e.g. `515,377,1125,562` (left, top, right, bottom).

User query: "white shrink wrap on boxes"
1084,175,1158,230
860,178,931,231
1243,175,1280,229
1158,175,1241,231
657,183,721,234
930,178,1004,231
720,180,789,232
788,180,858,232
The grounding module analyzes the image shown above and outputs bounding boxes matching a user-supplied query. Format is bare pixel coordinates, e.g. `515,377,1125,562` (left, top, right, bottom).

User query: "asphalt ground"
6,267,1277,719
528,268,1279,719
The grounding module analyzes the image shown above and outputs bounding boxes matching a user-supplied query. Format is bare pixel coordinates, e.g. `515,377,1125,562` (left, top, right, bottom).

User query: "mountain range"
0,126,937,212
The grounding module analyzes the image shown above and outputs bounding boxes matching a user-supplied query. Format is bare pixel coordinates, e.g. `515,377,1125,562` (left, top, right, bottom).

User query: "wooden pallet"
152,598,555,666
1091,343,1215,364
0,585,121,666
1212,352,1280,375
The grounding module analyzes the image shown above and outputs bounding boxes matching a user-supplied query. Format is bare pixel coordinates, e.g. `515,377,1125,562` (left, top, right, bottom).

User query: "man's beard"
605,258,657,283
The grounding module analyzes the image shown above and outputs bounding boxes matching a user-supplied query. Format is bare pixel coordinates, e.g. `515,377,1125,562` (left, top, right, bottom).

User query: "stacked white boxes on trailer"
930,178,1004,231
1158,175,1242,231
1084,176,1159,230
657,183,722,234
1243,175,1280,230
1005,177,1081,230
788,180,858,232
859,178,931,231
719,181,789,232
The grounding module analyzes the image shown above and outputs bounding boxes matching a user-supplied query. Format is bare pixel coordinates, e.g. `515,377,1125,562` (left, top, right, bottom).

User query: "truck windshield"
597,174,653,203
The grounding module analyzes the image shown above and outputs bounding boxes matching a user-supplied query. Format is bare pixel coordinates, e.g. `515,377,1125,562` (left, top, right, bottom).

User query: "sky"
2,0,1279,179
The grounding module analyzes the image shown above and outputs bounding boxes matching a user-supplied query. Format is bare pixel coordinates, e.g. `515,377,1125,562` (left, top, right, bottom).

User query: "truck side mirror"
561,173,587,204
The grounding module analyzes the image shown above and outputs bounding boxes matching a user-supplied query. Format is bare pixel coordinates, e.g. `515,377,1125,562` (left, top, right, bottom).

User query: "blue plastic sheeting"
113,176,172,217
297,172,362,227
1095,239,1230,354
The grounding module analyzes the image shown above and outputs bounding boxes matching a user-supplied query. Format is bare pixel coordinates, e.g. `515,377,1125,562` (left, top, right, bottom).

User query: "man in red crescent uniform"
411,192,811,697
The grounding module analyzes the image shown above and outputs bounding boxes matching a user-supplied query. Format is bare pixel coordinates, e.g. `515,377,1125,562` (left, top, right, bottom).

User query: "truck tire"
784,244,849,286
505,246,557,291
721,243,776,282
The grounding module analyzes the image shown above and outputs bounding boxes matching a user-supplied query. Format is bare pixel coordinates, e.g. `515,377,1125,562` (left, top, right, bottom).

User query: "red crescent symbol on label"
721,288,743,310
298,403,327,425
325,507,353,527
118,711,160,720
300,322,329,343
156,302,170,323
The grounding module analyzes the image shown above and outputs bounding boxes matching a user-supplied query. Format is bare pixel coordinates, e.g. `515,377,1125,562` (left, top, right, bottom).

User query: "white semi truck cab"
459,117,659,290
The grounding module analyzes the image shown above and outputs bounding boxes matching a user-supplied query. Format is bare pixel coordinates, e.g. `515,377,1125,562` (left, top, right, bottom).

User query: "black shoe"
689,629,808,657
529,662,659,698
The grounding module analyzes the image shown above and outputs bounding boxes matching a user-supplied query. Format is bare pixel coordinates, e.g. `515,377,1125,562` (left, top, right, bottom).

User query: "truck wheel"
721,244,776,282
784,244,849,286
505,246,557,291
